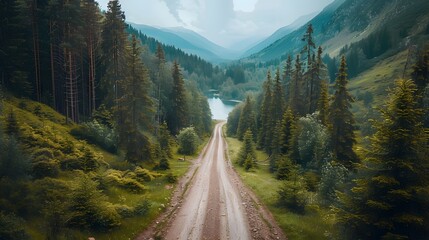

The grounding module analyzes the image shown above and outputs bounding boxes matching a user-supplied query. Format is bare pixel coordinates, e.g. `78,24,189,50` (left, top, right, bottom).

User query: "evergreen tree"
328,56,358,170
289,55,304,116
279,109,295,155
100,0,127,108
282,55,293,101
334,79,429,239
118,35,153,161
236,95,256,141
268,69,285,154
257,71,272,150
307,46,325,114
318,80,330,126
168,61,188,135
237,130,256,167
301,23,316,71
158,122,172,158
5,109,19,136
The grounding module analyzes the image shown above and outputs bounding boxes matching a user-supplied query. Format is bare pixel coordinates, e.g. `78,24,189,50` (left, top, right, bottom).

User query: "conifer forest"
0,0,428,239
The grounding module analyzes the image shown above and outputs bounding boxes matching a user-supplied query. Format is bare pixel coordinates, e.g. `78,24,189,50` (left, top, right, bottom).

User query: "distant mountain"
129,23,224,63
242,12,318,58
130,23,238,63
244,0,346,62
246,0,429,63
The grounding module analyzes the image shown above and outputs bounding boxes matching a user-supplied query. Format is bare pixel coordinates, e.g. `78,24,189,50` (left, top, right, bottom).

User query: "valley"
0,0,428,239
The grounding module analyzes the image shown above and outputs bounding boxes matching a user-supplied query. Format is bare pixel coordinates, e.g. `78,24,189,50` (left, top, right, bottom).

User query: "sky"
97,0,334,48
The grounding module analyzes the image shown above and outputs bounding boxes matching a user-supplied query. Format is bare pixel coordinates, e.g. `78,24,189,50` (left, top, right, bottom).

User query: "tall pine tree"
328,56,358,170
334,79,429,239
168,61,188,135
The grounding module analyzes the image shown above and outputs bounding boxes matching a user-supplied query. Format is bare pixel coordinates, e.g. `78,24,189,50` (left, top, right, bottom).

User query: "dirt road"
137,122,286,240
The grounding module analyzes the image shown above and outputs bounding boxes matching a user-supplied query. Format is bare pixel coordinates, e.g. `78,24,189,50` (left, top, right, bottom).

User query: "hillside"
242,12,317,58
129,23,234,63
246,0,429,62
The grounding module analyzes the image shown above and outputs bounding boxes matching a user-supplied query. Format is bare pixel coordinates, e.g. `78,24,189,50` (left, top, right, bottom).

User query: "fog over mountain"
97,0,334,48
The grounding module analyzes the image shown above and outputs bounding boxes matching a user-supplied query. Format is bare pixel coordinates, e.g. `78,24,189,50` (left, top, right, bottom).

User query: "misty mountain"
245,0,429,63
242,12,318,58
129,23,239,63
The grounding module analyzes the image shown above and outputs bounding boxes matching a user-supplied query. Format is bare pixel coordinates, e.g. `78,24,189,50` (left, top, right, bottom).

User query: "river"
207,97,237,121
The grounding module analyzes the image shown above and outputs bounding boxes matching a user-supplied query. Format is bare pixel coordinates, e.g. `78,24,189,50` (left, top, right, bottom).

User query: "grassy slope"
0,96,207,239
224,130,333,240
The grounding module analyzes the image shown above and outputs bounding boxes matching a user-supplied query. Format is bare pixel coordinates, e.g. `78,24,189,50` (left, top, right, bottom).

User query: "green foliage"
177,127,200,155
295,112,330,170
0,212,29,240
71,120,118,153
244,154,254,171
67,174,121,230
237,130,256,167
318,161,348,206
5,109,19,136
125,131,153,163
154,154,170,171
334,79,429,239
0,136,30,180
278,169,309,214
236,95,256,140
166,173,177,183
279,109,295,155
168,62,188,135
227,103,244,137
103,169,148,192
328,56,358,170
32,160,60,179
134,199,152,216
276,155,296,180
134,167,158,182
257,71,272,150
158,122,172,158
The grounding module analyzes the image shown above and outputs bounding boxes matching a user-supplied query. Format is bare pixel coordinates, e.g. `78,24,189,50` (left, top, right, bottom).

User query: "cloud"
96,0,334,47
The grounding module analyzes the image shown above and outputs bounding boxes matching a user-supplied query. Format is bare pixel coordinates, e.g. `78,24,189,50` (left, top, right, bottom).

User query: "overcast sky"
97,0,334,48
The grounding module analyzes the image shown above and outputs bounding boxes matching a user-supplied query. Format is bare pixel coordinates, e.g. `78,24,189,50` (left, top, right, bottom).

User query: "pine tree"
328,56,358,170
268,69,285,154
168,61,188,135
118,35,153,160
289,55,304,115
279,108,295,155
237,95,256,140
5,109,19,136
307,46,325,114
257,71,272,150
100,0,127,108
237,130,256,167
318,80,330,126
82,0,102,116
158,121,172,158
334,79,429,239
283,55,293,102
301,24,316,71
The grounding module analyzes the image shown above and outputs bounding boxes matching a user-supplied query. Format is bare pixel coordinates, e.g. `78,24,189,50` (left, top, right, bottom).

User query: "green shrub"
114,204,134,218
244,154,253,171
120,178,146,193
134,199,151,216
67,174,121,230
70,120,117,153
278,170,309,214
32,160,60,179
177,127,200,155
134,167,156,182
32,148,55,159
0,212,30,240
166,173,177,183
303,171,320,192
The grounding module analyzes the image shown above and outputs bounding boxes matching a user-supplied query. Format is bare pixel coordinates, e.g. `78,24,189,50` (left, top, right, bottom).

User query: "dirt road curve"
136,122,287,240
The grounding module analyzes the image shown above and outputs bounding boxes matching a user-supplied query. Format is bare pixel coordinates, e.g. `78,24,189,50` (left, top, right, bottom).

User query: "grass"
224,128,333,240
1,96,213,240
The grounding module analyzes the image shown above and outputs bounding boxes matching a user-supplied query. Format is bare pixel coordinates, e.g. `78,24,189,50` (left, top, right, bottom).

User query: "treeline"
0,0,212,238
0,0,212,157
228,24,429,239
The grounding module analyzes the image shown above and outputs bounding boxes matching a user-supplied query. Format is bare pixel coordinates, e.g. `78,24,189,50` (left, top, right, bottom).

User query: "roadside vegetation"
226,24,429,239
